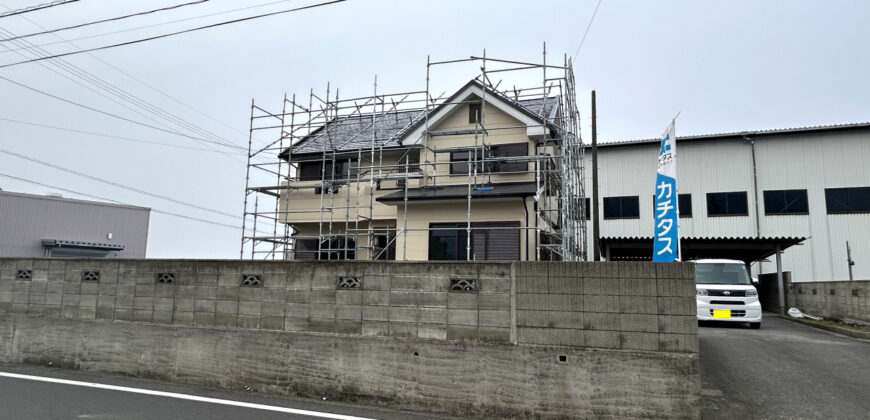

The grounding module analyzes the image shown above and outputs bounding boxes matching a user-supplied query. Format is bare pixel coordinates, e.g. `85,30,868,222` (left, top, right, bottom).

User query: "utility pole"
591,90,600,261
847,241,855,281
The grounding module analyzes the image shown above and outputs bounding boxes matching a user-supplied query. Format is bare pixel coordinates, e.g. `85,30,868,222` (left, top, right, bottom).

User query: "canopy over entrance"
599,236,807,263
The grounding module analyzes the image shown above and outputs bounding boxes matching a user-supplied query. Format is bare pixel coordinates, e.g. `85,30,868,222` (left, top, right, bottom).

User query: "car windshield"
695,263,751,285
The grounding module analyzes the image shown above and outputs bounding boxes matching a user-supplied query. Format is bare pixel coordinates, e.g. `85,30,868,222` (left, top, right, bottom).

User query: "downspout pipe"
743,134,761,239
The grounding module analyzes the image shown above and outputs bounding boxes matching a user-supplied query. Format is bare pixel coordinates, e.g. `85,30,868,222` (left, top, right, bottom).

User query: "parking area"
700,314,870,419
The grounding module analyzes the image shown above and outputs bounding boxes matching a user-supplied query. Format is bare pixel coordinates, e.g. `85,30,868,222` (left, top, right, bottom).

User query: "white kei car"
694,259,762,329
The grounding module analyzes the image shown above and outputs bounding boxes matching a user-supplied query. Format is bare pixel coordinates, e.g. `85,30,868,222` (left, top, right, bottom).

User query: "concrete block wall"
1,259,696,352
787,280,870,326
0,258,700,419
0,259,515,344
515,261,697,353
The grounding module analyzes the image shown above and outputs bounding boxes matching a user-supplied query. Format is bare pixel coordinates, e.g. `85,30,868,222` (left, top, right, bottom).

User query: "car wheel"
749,322,761,329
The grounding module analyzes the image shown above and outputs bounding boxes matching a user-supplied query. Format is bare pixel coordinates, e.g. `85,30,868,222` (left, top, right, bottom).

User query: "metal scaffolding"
240,46,586,261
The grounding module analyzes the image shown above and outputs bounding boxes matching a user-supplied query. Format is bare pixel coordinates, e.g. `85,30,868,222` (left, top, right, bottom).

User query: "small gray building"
0,190,150,258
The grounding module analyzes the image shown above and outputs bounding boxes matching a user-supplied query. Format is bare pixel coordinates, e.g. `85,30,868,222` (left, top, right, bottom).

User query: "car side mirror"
752,277,759,285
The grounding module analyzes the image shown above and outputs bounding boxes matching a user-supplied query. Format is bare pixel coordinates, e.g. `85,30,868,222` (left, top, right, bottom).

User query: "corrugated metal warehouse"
0,190,150,258
584,122,870,283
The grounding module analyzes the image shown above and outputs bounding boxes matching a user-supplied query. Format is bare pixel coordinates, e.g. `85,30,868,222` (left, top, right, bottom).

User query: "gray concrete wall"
0,258,700,418
787,279,870,326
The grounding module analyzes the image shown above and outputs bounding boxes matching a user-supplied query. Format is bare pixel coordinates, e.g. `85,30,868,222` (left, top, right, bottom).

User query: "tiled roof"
286,80,560,157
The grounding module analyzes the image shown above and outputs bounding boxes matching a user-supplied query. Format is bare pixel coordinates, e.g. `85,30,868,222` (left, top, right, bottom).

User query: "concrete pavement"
700,314,870,419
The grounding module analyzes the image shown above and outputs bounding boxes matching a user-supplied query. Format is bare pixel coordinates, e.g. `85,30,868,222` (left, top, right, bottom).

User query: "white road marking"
0,371,377,420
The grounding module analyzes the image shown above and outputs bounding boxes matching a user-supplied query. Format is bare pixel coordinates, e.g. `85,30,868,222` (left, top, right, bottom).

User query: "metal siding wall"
0,193,149,258
754,130,870,282
585,127,870,283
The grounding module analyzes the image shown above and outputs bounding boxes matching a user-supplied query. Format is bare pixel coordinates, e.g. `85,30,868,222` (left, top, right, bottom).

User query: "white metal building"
0,190,150,258
584,122,870,283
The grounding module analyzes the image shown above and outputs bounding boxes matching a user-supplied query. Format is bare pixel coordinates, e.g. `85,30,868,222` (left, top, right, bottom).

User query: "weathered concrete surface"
787,280,870,325
0,258,701,418
0,315,700,419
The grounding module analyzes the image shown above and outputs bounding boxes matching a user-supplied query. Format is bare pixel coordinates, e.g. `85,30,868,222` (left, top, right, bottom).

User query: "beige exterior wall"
421,100,536,187
395,198,531,261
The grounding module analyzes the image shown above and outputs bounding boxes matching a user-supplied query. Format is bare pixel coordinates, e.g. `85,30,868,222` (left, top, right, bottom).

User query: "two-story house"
277,79,580,261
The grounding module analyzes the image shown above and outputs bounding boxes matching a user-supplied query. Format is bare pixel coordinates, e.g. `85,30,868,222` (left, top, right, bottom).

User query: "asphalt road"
0,363,446,420
700,314,870,420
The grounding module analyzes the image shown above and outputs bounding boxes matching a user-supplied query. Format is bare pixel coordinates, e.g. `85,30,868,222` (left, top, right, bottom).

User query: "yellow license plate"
713,309,731,318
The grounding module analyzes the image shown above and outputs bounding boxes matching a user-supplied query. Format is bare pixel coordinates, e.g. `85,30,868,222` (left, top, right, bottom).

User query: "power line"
1,0,210,43
0,0,346,69
0,171,243,231
0,116,224,152
0,15,271,152
0,0,78,18
573,0,603,61
0,145,241,220
0,75,246,151
0,0,298,57
0,22,255,159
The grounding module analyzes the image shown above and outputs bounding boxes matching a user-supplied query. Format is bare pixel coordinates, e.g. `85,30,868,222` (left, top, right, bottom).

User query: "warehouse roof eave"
599,236,807,263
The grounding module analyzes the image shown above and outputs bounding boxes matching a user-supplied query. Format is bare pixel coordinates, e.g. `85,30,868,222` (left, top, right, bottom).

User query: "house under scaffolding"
241,48,586,261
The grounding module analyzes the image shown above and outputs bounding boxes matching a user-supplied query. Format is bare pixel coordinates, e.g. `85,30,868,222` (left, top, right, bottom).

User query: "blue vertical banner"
653,121,679,261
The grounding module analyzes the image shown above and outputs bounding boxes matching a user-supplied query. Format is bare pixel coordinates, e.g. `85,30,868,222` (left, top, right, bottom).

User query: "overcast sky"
1,0,868,258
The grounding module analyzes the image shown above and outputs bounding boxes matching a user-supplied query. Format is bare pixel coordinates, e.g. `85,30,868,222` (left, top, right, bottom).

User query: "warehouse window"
652,194,692,218
603,196,639,219
678,194,692,218
707,191,748,216
585,197,591,220
764,189,809,215
825,187,870,214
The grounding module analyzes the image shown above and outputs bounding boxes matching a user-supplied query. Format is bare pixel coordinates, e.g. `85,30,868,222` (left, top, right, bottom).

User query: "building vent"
830,289,836,296
853,289,860,297
156,273,175,284
16,270,32,280
450,278,476,292
337,276,361,289
241,274,262,287
82,271,100,282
